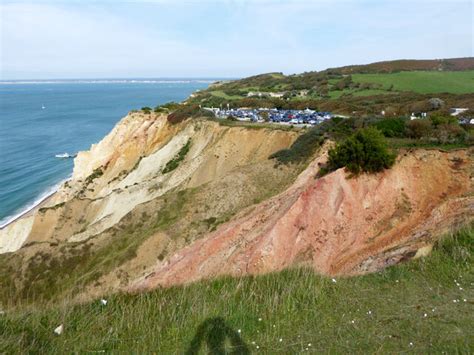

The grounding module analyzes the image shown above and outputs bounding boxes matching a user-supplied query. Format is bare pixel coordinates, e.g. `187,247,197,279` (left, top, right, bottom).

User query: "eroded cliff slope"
134,146,473,290
0,112,472,305
0,113,301,303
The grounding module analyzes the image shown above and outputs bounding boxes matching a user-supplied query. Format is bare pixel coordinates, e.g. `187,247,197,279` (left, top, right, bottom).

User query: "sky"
0,0,473,79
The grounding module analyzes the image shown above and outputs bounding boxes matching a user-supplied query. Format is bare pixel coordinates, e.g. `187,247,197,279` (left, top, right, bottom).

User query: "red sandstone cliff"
133,147,473,290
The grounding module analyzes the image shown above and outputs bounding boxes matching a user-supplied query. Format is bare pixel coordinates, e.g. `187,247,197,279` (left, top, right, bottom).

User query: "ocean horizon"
0,78,214,227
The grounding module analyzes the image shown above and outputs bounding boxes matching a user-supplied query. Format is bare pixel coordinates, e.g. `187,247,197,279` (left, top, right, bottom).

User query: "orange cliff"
133,147,473,291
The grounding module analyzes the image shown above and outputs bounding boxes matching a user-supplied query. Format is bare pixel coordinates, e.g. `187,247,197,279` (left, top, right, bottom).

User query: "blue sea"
0,79,213,227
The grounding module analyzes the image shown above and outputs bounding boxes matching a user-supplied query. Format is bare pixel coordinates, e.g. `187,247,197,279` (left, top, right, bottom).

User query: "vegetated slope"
0,112,301,304
333,57,474,74
1,225,472,353
134,145,473,290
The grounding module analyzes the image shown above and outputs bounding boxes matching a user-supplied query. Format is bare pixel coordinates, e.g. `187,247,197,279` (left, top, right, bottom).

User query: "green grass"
162,139,192,174
352,70,474,94
269,126,324,164
328,88,395,99
209,90,243,100
208,118,298,132
386,137,471,151
1,224,472,353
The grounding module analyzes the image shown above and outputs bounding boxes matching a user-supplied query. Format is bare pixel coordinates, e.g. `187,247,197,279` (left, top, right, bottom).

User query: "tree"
327,127,396,174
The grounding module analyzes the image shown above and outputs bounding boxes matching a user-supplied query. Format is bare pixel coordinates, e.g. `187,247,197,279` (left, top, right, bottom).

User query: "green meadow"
1,224,472,353
352,70,474,94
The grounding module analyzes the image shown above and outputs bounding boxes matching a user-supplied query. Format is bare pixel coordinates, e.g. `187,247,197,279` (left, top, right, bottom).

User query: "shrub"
167,104,214,124
429,113,457,127
154,102,181,113
327,127,396,174
162,139,191,174
406,119,433,139
434,123,467,144
374,118,406,137
84,167,104,185
141,107,152,114
269,126,324,164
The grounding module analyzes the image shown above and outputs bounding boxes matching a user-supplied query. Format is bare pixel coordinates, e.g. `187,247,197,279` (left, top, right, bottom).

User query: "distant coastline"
0,78,230,85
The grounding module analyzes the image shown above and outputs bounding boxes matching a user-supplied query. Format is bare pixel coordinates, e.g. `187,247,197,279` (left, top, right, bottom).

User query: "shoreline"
0,189,59,230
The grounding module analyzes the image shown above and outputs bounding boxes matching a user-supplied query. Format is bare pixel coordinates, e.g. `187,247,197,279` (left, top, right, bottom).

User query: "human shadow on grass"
185,317,250,355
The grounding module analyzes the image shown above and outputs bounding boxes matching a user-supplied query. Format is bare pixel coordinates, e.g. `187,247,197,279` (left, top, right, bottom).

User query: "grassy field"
1,224,472,353
210,90,242,100
328,88,396,99
352,70,474,94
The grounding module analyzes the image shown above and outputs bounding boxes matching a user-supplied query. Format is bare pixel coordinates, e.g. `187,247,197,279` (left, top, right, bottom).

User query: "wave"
0,178,69,229
0,79,221,85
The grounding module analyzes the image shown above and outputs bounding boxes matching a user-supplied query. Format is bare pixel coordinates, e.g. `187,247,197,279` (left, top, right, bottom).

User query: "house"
450,108,469,116
269,92,285,98
410,112,427,120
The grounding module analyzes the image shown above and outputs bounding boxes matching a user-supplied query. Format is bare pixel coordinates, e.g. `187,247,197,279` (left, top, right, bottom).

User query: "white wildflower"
279,338,283,342
423,313,427,318
237,329,241,333
100,299,107,306
54,324,64,335
331,278,337,283
258,318,262,322
409,342,413,346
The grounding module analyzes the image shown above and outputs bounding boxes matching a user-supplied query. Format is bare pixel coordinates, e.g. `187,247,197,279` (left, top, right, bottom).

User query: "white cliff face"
0,112,298,253
68,112,177,196
0,112,174,253
0,216,34,253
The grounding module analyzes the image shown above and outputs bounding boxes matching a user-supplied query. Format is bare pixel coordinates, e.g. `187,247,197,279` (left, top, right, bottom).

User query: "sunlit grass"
0,224,472,353
352,70,474,94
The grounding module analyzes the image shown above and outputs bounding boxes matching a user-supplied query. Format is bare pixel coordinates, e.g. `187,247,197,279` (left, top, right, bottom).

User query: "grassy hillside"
184,58,474,115
1,224,472,353
352,70,474,94
333,57,474,74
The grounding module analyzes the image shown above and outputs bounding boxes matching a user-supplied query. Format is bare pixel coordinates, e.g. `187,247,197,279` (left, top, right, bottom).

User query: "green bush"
167,105,214,124
327,127,396,174
406,119,433,139
374,118,406,137
429,113,458,127
269,126,324,164
162,139,191,174
154,102,181,113
141,107,152,114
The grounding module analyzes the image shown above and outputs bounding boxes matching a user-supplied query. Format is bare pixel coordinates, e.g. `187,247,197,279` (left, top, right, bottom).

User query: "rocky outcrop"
133,147,473,290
